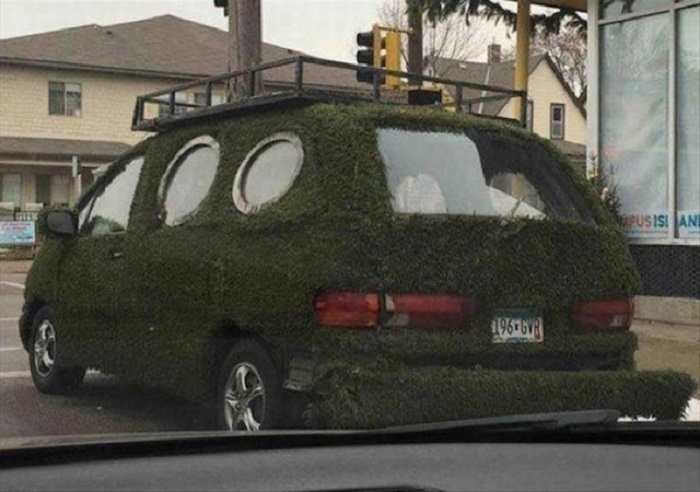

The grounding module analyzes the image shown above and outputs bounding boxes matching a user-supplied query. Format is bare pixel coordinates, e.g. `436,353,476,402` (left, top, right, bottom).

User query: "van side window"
159,136,219,226
83,156,144,236
233,133,303,214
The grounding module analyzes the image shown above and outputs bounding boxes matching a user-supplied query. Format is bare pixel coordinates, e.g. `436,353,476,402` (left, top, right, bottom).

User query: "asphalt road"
0,272,214,439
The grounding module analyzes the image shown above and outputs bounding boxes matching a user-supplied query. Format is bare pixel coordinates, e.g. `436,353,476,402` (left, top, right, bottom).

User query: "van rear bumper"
305,363,694,429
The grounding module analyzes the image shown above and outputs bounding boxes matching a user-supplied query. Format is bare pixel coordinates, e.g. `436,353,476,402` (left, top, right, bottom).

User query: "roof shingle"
0,14,362,89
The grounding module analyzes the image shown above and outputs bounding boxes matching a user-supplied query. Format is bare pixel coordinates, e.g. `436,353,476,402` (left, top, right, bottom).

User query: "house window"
194,92,226,107
158,93,188,118
526,100,534,132
550,104,565,140
35,175,52,205
0,174,22,208
35,174,71,206
51,175,71,206
49,82,82,116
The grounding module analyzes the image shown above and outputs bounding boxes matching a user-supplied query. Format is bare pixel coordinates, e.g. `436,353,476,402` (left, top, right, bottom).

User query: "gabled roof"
0,14,362,89
433,54,586,118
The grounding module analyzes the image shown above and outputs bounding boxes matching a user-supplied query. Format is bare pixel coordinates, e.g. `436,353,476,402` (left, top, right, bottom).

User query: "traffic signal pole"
407,0,423,84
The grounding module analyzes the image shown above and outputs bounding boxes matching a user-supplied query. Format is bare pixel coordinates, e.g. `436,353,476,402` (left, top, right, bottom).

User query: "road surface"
0,271,213,438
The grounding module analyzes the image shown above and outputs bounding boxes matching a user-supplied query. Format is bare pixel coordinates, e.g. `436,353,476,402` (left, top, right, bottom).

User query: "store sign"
0,221,36,245
622,211,700,239
678,210,700,239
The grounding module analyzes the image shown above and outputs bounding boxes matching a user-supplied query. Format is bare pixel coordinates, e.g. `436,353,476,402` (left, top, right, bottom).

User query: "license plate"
491,309,544,343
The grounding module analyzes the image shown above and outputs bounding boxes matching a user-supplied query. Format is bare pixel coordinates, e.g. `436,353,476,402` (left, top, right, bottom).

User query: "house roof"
0,15,362,89
0,137,131,162
433,54,586,118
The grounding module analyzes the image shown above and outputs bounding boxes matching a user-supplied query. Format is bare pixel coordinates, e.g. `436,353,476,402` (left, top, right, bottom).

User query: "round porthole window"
159,135,220,226
233,133,304,214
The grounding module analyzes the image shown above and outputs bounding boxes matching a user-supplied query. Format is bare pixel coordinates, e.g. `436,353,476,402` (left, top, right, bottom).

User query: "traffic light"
355,25,404,89
213,0,229,16
383,31,401,89
356,25,385,84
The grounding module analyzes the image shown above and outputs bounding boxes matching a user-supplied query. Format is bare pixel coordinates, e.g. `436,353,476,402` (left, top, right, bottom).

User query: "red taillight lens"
313,292,380,328
314,291,477,330
388,294,476,329
572,300,634,331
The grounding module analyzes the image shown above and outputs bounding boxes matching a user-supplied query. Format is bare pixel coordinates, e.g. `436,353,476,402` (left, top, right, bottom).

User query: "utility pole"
407,0,423,85
226,0,263,99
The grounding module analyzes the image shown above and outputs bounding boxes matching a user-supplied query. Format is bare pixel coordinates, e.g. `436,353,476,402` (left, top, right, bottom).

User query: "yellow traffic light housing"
355,25,410,89
384,31,402,89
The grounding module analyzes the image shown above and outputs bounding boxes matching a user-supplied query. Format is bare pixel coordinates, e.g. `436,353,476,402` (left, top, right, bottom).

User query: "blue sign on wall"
0,221,36,245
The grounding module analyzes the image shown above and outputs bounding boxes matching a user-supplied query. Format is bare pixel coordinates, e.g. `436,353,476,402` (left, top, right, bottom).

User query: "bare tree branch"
378,0,487,77
503,25,587,96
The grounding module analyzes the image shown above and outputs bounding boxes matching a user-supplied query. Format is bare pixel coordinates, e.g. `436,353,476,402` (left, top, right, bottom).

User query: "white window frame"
591,0,700,246
550,103,565,140
48,81,82,117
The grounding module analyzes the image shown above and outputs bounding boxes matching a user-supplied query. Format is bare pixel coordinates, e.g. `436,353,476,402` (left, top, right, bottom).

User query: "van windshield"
377,128,594,223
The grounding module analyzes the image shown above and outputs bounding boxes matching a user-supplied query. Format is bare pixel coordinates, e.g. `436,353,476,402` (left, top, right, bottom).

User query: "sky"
0,0,521,63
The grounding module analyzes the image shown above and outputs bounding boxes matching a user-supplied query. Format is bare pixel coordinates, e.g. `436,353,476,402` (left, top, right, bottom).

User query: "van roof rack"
131,55,528,132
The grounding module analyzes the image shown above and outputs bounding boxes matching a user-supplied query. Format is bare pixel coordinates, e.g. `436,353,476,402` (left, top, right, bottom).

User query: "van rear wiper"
379,409,621,435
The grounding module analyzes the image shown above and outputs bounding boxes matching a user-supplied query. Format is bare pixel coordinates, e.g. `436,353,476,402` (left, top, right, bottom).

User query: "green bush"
308,361,696,428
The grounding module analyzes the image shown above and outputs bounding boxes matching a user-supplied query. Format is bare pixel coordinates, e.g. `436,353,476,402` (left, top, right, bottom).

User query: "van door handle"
111,251,124,259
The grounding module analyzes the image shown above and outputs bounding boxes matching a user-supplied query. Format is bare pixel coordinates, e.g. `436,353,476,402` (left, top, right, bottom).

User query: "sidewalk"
0,261,32,274
635,296,700,327
633,320,699,397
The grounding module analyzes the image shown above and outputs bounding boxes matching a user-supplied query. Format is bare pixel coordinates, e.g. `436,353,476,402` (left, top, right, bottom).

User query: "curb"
634,296,700,327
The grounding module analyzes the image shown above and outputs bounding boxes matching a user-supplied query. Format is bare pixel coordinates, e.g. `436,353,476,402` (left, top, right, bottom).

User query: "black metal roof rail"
131,55,528,132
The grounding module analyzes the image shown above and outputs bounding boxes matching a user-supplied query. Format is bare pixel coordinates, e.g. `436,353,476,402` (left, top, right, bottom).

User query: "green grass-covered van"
20,58,693,430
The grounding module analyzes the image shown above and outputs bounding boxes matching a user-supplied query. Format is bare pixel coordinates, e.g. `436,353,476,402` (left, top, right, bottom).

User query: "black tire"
29,306,86,394
216,339,284,431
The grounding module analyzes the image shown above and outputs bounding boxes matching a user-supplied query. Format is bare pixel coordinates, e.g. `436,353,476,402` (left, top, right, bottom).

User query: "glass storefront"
677,6,700,240
598,0,700,243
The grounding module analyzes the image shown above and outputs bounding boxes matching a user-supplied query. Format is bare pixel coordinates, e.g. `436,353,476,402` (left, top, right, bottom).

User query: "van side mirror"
44,210,78,237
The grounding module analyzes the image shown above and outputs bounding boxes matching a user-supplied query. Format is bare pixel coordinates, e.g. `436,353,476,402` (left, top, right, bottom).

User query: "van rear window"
377,129,593,223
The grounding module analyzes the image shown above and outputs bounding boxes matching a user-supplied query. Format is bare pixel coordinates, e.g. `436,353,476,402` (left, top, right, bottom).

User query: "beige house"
0,15,359,214
435,47,587,171
1,14,586,216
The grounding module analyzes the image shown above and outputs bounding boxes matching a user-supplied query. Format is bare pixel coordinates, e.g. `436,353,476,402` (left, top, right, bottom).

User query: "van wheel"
217,340,284,431
29,306,86,394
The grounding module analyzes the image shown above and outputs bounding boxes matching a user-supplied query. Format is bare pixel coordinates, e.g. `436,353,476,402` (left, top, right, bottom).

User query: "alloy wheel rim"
223,362,266,431
33,320,56,377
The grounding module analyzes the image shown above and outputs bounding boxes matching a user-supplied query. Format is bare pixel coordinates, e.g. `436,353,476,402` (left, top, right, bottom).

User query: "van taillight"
313,292,476,329
313,292,380,328
388,294,475,329
572,300,634,331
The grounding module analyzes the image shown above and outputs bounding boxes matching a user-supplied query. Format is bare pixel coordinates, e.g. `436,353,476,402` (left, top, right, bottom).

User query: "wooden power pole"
228,0,263,98
407,0,423,84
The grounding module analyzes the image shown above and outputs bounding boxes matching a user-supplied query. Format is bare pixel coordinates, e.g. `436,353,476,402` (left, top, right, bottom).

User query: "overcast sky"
0,0,524,62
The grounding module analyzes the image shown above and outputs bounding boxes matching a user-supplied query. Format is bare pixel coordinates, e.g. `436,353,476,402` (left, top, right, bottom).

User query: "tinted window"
83,156,144,235
233,134,303,214
160,137,219,226
377,129,592,222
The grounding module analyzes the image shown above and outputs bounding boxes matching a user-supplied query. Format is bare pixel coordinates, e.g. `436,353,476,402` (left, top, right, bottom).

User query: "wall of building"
0,65,191,146
500,62,586,144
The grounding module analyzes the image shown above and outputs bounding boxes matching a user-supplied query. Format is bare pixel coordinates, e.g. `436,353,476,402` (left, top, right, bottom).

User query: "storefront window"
601,14,669,238
677,6,700,241
601,0,671,19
